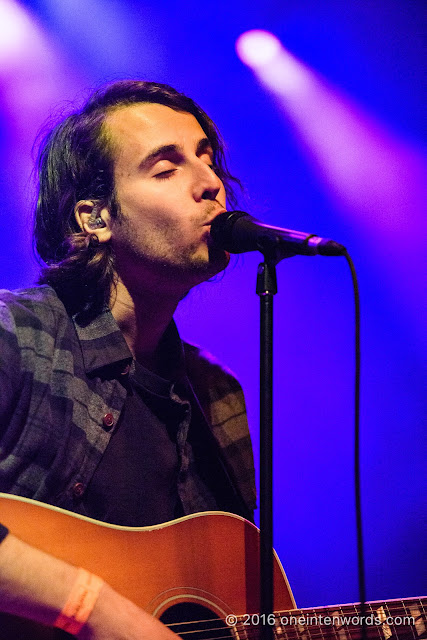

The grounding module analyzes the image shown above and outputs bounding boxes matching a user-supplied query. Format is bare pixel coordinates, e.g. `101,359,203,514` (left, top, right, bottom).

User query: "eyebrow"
138,137,213,170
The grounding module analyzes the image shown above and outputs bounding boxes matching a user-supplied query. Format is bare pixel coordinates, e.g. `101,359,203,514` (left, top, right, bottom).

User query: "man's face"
104,102,229,292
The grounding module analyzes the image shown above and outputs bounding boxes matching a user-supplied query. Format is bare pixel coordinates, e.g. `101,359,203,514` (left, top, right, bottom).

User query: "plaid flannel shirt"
0,286,256,520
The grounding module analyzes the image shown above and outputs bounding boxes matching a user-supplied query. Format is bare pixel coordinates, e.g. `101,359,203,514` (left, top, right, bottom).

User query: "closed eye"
154,169,177,180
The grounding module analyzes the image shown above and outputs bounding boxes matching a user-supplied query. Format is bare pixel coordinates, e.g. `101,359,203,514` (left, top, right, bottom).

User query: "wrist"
53,568,104,636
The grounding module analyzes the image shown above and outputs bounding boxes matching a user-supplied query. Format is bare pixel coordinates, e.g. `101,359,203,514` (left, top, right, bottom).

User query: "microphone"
210,211,346,258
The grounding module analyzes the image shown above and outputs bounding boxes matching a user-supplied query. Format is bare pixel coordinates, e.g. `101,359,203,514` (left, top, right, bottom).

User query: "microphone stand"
209,211,347,638
256,256,278,640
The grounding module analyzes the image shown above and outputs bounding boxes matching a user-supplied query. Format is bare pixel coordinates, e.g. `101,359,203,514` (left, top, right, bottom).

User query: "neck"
110,278,181,369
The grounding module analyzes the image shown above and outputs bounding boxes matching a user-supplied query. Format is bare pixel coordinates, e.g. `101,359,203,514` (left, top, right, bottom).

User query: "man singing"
0,80,256,638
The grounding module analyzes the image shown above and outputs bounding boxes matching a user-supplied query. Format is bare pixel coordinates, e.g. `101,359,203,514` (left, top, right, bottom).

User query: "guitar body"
1,493,425,640
0,493,294,639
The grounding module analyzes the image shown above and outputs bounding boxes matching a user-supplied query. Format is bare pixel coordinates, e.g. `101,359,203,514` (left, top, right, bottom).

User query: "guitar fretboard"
227,598,427,640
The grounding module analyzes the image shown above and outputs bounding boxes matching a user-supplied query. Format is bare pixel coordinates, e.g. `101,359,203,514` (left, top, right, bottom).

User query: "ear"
74,200,112,244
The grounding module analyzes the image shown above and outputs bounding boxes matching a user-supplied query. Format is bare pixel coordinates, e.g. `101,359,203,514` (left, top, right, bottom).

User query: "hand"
78,583,179,639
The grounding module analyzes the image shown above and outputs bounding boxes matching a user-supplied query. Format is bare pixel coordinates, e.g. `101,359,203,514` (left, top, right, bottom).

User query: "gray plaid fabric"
0,286,256,519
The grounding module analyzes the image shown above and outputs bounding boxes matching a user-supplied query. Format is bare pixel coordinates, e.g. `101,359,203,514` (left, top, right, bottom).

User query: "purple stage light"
237,30,311,97
236,29,282,68
235,29,426,231
235,29,427,327
0,0,35,65
0,0,84,288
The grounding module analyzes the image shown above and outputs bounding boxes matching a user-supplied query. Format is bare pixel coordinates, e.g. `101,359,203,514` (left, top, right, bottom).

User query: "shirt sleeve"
0,523,9,543
0,295,23,432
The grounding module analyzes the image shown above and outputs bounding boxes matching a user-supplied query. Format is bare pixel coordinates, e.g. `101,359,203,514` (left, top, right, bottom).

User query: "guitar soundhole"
160,602,233,639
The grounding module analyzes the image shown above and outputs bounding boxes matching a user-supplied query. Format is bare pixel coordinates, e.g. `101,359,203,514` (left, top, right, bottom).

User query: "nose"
193,160,224,202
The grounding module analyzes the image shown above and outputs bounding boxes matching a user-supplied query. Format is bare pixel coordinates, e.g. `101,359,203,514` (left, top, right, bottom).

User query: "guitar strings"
164,599,425,626
164,599,425,639
164,599,426,624
164,626,420,640
167,628,422,640
165,622,422,639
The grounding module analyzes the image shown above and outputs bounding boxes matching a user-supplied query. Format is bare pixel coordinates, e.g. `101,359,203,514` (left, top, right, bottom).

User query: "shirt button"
72,482,85,498
102,413,114,430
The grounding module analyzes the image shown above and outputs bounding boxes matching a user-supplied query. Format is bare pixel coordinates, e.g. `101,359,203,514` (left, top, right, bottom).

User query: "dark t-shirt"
79,360,221,526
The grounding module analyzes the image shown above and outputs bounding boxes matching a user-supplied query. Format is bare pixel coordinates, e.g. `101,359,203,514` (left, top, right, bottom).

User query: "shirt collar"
72,306,133,374
71,306,186,380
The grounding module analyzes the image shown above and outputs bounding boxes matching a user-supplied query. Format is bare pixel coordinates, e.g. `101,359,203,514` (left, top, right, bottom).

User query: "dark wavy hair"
34,80,241,317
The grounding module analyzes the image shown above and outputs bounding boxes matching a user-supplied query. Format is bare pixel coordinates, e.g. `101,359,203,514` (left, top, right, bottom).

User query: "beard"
111,214,230,291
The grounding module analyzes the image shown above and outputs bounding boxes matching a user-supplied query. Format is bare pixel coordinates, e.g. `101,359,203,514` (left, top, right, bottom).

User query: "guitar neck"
231,597,426,640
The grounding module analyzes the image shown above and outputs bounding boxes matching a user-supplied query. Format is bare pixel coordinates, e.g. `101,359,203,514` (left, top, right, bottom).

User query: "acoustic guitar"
0,493,425,639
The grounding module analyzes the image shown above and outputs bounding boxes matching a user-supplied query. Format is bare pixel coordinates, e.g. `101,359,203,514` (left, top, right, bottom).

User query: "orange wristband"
53,567,104,636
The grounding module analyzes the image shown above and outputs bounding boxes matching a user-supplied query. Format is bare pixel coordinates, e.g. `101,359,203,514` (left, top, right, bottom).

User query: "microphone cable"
344,249,367,640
